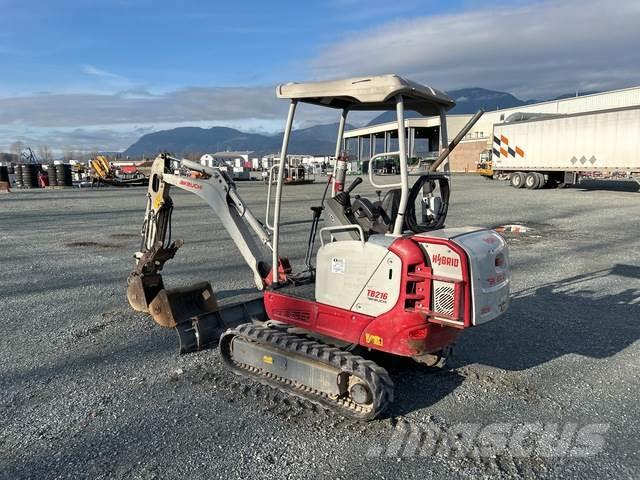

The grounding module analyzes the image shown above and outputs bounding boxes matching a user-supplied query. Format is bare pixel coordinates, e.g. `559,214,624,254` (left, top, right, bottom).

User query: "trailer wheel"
533,172,545,189
525,172,539,189
510,172,525,188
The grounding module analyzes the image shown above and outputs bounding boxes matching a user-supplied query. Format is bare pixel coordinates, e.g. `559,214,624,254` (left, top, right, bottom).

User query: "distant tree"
62,148,76,162
0,152,17,162
38,145,53,162
10,141,25,158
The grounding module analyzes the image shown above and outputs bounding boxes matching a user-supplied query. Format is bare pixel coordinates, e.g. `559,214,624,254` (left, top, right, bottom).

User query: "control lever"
345,176,363,194
334,177,362,208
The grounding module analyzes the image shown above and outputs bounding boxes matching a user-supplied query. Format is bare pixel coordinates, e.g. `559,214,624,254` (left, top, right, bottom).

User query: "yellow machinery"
90,155,148,186
476,136,494,178
477,150,493,178
90,155,112,180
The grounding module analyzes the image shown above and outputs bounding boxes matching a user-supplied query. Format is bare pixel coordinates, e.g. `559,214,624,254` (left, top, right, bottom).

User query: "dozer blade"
148,282,218,328
176,297,267,353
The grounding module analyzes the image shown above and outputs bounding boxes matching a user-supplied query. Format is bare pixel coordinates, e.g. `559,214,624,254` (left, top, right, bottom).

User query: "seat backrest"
378,188,402,230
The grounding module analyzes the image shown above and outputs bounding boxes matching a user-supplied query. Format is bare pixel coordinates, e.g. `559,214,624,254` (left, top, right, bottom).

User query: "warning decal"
331,257,345,274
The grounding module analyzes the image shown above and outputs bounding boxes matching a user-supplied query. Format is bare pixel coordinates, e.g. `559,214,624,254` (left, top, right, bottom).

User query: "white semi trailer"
487,106,640,189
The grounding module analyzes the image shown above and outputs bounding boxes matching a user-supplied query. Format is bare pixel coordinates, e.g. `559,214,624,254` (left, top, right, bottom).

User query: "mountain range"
124,123,350,157
365,87,533,125
124,87,597,157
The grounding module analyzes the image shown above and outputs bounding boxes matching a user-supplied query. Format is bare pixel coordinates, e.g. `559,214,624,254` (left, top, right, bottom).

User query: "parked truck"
478,106,640,189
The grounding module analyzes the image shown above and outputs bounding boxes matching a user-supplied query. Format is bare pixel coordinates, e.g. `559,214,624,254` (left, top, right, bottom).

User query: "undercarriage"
220,324,394,420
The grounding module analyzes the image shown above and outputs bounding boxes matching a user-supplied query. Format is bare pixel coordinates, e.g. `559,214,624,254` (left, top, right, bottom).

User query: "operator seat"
377,188,401,229
350,188,402,234
323,178,403,237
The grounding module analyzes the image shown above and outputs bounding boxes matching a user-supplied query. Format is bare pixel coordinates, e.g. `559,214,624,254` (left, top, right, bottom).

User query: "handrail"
264,164,279,231
271,100,298,285
319,225,365,246
368,151,402,188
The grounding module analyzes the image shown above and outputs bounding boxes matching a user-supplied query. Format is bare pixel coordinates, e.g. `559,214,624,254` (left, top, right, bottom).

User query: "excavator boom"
127,154,275,328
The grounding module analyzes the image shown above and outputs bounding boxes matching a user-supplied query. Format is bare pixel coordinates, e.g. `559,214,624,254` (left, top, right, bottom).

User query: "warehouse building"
343,85,640,173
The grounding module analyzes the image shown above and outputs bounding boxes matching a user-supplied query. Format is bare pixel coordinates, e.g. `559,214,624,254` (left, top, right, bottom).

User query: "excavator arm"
126,153,274,327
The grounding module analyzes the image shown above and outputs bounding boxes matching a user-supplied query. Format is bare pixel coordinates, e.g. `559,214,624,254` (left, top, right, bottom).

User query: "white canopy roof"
276,74,455,116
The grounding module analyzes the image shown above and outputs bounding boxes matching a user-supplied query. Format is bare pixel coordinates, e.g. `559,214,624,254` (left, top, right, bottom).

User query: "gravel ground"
0,176,638,479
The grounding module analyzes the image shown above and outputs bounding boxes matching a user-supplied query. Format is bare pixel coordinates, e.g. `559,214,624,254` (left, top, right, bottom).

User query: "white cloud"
0,86,282,128
82,64,132,86
0,86,349,152
0,83,355,152
310,0,640,99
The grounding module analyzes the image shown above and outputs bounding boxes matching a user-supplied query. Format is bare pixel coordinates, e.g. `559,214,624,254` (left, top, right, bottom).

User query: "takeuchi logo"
178,179,202,190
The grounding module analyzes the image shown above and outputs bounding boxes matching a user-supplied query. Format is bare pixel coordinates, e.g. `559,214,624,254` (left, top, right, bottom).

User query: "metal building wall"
343,85,640,173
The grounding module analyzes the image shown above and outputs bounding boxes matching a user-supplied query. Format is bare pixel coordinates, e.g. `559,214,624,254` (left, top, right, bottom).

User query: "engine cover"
415,227,510,326
315,236,402,316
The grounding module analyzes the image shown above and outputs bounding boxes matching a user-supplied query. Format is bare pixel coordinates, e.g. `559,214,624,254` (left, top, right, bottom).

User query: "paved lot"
0,175,638,479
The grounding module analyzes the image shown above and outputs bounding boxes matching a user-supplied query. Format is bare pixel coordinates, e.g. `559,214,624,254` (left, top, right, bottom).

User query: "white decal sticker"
331,257,345,274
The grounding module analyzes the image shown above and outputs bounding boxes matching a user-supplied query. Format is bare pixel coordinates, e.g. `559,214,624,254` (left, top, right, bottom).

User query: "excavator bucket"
148,282,218,328
126,273,164,313
127,271,220,328
128,271,265,351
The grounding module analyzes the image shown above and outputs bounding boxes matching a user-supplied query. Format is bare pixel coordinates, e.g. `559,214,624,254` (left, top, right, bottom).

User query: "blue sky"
0,0,638,152
0,0,477,94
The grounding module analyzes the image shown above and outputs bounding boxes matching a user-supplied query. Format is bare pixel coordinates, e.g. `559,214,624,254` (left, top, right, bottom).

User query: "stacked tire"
54,164,73,187
19,164,39,189
47,164,58,186
14,165,22,188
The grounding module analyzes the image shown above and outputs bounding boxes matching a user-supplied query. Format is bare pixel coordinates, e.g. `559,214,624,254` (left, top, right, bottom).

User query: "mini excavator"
127,75,511,420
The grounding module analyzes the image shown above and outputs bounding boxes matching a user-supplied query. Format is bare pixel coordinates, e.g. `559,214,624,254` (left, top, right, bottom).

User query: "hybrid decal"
431,253,460,268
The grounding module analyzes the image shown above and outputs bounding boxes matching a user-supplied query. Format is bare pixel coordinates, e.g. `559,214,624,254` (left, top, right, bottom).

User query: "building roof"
276,74,454,116
344,84,640,140
210,151,255,157
343,115,469,138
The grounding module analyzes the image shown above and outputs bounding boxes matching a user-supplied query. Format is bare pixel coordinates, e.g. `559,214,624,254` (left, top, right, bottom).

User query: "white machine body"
315,238,402,317
315,227,510,326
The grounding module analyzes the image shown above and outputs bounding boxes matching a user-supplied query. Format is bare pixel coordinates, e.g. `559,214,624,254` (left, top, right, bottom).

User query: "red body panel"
264,236,472,357
120,166,139,174
264,291,374,344
410,235,474,329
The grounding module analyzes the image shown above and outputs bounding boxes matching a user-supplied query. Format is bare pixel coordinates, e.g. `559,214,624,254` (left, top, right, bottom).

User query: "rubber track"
219,323,394,420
